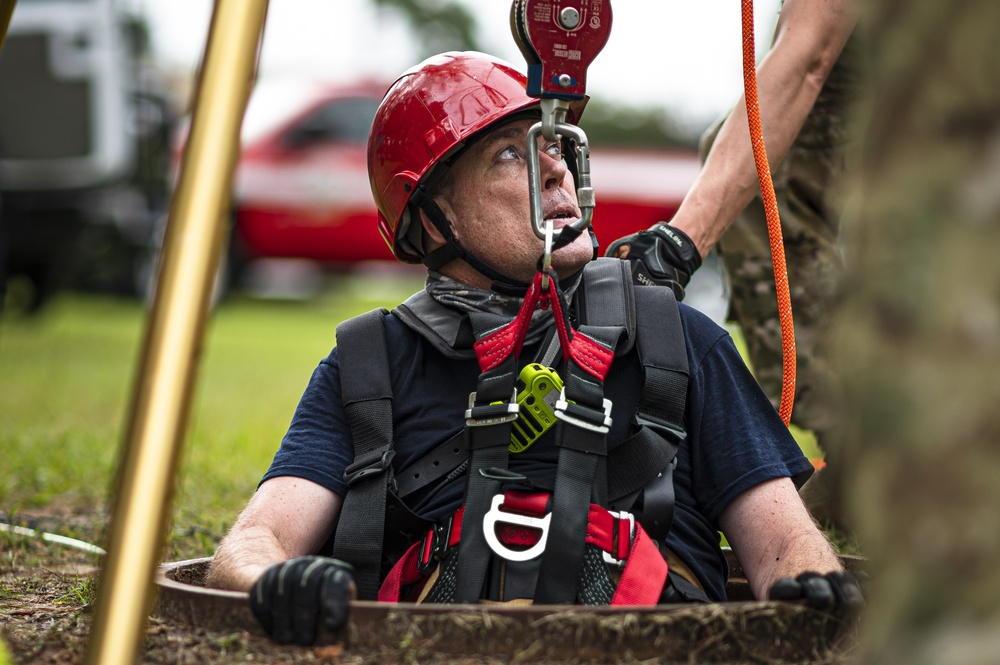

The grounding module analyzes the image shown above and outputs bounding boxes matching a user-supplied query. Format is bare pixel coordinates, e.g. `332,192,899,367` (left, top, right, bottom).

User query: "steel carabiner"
511,0,611,247
526,100,595,243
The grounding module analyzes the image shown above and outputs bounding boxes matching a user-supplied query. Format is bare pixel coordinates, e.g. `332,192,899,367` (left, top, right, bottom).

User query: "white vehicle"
0,0,175,310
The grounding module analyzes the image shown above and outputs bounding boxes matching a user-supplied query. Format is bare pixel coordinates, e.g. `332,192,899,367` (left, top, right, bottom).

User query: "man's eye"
498,146,519,160
544,143,564,159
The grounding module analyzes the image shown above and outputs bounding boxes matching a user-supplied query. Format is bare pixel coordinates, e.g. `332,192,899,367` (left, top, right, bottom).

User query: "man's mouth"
544,210,579,227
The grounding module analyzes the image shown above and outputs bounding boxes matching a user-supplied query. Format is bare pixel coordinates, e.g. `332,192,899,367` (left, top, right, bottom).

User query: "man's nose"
539,147,569,189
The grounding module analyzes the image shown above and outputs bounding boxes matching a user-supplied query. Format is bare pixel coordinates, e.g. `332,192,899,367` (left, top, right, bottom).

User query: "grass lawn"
1,269,426,557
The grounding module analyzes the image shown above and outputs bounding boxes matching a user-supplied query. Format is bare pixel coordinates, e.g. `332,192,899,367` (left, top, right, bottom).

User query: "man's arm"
719,476,841,600
671,0,858,258
206,476,343,592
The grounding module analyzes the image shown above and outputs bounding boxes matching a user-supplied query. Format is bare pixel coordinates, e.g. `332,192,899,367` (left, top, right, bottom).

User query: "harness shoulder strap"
619,284,689,544
452,310,521,602
331,307,395,600
575,257,636,355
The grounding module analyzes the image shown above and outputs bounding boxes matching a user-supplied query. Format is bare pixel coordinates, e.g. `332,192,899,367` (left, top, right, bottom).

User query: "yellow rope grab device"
510,0,796,426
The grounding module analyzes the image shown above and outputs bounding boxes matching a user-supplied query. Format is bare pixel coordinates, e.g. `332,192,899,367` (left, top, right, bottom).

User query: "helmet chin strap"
415,190,534,293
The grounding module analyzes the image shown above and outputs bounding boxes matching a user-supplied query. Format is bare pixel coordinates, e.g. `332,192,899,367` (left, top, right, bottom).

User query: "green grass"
1,296,138,508
1,270,425,555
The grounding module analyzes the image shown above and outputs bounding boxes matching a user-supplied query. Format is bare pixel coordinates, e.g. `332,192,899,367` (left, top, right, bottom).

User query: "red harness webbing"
473,272,614,382
378,490,667,605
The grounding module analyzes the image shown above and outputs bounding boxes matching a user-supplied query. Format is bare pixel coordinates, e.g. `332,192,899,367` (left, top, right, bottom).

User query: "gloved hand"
249,556,355,645
604,222,702,300
768,570,864,615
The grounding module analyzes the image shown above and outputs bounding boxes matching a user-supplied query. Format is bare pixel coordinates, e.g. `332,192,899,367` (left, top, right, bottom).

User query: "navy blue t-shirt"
261,301,812,601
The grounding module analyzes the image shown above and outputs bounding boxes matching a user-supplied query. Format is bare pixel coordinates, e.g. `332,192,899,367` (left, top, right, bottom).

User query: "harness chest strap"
378,490,667,605
390,261,685,517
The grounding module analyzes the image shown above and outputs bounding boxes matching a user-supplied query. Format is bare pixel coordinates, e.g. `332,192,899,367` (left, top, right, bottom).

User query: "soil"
1,510,859,664
0,510,376,664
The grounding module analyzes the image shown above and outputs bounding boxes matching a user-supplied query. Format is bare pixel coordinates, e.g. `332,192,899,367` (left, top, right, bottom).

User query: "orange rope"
741,0,795,426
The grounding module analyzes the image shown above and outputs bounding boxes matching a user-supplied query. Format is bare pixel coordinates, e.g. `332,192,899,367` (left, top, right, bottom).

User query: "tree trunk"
832,2,1000,663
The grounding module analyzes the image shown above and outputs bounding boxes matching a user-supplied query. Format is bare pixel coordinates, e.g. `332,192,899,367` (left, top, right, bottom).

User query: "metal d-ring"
482,494,551,562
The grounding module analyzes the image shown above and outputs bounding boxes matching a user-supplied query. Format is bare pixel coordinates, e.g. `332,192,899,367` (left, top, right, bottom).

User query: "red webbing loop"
609,525,668,606
473,275,544,372
742,0,796,426
501,490,550,516
616,516,632,560
473,271,614,381
544,273,614,381
585,507,616,548
378,504,466,602
378,540,422,602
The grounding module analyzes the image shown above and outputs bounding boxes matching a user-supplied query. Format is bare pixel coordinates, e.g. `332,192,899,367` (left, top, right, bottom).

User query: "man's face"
430,118,595,286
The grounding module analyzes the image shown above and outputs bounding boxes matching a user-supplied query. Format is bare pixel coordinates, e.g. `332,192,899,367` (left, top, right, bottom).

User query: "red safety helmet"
368,51,585,264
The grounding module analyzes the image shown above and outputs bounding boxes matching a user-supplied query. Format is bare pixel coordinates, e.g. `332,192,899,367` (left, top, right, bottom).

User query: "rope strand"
741,0,796,426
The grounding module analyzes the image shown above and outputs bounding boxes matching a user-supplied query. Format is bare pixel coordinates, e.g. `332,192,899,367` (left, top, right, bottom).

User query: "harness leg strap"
380,497,667,606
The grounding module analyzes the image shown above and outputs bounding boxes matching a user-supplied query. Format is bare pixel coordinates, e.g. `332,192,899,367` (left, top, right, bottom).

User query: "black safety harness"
331,258,692,604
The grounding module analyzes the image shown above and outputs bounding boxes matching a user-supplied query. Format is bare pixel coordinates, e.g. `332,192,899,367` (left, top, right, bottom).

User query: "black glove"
768,570,864,615
249,556,355,645
605,222,702,300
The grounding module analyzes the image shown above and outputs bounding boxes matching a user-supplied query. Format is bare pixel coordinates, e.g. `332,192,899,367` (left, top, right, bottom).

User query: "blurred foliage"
374,0,480,56
371,1,699,150
581,99,701,149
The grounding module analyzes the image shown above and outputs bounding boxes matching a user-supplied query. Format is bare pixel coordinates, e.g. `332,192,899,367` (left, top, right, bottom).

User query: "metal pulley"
510,0,612,263
511,0,612,103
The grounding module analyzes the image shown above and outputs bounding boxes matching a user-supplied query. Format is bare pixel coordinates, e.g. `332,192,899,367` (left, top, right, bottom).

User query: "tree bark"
832,2,1000,663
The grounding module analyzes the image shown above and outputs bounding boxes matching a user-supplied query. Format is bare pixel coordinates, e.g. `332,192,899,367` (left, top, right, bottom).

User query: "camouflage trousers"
701,98,858,441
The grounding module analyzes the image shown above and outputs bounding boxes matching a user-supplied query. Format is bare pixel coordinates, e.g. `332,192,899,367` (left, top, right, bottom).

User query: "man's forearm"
720,476,843,600
746,523,843,600
206,477,344,591
670,0,858,258
206,524,291,592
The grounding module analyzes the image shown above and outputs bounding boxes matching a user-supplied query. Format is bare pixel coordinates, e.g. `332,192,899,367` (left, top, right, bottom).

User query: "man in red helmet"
207,51,861,646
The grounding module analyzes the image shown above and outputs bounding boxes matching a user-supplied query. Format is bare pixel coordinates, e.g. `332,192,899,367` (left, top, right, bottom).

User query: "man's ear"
418,197,455,248
419,208,446,246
